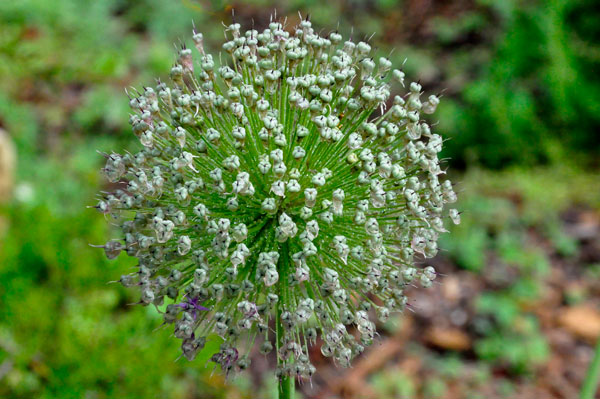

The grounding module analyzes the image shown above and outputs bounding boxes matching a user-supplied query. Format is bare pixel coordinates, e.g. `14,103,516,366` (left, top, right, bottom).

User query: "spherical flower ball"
94,17,459,378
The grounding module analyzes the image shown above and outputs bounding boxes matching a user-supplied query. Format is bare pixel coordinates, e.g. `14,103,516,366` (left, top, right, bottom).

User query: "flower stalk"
278,276,295,399
581,337,600,399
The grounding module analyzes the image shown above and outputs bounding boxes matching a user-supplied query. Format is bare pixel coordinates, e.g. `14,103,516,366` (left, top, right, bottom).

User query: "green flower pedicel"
94,17,458,382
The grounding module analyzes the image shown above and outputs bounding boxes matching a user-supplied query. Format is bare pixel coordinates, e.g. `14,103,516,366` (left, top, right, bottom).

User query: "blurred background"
0,0,599,398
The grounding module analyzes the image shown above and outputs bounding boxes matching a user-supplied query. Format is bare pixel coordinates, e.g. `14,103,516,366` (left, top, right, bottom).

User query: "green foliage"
421,377,447,398
437,0,600,168
472,239,551,374
440,194,515,272
474,315,549,374
371,369,417,399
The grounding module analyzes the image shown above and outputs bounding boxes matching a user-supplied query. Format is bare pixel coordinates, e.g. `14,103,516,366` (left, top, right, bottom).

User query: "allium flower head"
95,17,458,378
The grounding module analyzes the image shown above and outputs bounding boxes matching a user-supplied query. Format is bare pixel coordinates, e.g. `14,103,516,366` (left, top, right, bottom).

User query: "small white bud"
271,180,286,197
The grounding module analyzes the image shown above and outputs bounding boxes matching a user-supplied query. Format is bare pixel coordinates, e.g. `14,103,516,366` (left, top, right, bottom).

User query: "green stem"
276,246,295,399
276,301,295,399
581,337,600,399
278,372,295,399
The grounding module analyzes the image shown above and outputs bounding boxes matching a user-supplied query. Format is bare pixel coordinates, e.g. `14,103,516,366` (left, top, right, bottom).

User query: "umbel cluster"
94,17,459,379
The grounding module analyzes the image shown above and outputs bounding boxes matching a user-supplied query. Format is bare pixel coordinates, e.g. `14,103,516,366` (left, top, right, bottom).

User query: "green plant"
93,17,457,397
371,369,416,399
437,0,600,168
581,337,600,399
